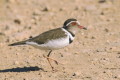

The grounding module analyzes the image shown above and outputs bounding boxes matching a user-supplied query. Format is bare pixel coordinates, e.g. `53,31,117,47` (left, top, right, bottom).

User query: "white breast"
40,36,70,50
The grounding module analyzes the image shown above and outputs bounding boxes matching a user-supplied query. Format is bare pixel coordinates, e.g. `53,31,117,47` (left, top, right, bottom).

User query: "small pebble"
117,52,120,54
99,0,106,3
91,36,95,39
114,76,117,78
23,78,28,80
103,71,106,73
59,8,63,11
74,6,79,10
72,73,76,76
104,28,109,32
100,12,104,15
29,36,33,38
14,19,21,24
0,32,5,35
15,52,20,55
42,7,49,11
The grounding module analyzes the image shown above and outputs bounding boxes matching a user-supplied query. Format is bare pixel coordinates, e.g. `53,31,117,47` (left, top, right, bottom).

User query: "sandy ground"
0,0,120,80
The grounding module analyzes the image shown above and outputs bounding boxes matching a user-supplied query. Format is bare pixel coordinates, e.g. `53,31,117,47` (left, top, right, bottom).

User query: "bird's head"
63,18,87,34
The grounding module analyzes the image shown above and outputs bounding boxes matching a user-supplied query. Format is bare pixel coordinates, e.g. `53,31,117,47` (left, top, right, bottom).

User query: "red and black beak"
83,27,87,30
78,25,87,30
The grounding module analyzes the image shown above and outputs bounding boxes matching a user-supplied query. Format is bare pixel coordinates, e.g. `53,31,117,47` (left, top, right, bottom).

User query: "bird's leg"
43,50,63,71
46,50,54,70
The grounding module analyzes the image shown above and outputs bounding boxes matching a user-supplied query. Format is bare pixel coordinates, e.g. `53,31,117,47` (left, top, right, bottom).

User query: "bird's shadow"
0,66,44,73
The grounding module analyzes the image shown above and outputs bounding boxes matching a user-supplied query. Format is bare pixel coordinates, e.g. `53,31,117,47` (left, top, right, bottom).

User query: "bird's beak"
78,25,87,30
83,27,87,30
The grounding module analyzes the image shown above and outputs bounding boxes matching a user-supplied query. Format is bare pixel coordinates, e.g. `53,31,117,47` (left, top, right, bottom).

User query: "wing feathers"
8,40,26,46
8,28,67,46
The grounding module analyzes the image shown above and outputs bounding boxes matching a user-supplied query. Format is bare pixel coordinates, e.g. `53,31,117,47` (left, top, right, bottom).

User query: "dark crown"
63,18,77,27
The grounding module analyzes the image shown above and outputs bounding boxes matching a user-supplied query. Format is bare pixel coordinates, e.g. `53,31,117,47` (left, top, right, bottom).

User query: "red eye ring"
71,22,77,25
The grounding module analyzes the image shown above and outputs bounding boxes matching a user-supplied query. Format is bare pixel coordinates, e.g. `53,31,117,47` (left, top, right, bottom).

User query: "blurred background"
0,0,120,80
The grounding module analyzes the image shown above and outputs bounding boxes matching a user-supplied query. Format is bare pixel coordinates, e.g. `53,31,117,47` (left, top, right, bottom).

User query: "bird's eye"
71,22,77,26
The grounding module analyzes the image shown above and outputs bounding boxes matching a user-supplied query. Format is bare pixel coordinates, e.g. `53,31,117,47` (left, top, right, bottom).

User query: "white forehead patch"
76,21,80,25
66,21,80,26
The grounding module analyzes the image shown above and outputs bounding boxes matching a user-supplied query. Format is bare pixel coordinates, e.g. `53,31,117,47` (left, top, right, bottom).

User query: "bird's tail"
8,40,26,46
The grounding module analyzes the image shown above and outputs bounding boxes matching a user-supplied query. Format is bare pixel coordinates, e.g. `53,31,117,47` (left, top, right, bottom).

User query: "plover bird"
9,18,87,71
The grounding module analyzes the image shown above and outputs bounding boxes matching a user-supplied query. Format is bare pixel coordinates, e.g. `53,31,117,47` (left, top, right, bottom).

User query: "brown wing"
27,28,67,44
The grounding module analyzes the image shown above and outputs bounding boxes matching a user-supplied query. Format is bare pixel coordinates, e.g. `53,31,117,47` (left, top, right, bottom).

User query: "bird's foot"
43,55,63,65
